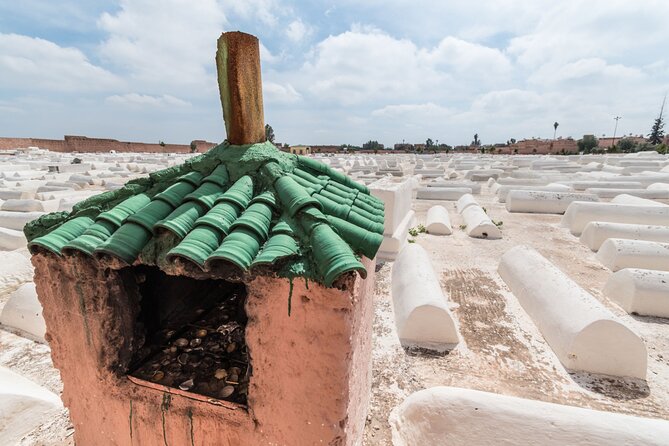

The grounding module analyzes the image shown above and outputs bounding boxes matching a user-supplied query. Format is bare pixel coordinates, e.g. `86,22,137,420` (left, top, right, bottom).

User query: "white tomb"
506,191,598,214
498,245,646,378
369,177,415,260
580,222,669,251
603,268,669,318
390,387,669,446
425,205,452,235
597,239,669,272
391,244,459,351
561,202,669,235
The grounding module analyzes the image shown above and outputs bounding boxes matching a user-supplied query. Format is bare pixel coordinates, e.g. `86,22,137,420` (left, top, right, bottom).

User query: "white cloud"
2,0,668,147
263,82,301,103
372,102,453,118
529,58,644,85
97,0,226,89
105,93,191,107
422,36,512,80
219,0,279,27
508,1,669,68
301,29,446,105
286,19,311,42
260,43,282,64
0,33,120,92
298,27,512,108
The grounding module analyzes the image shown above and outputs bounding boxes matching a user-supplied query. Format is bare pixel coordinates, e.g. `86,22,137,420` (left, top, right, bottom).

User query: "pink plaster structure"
31,252,375,445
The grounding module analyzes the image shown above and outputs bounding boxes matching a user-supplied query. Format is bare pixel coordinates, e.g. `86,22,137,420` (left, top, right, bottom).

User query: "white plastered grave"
425,205,452,235
603,268,669,318
498,245,646,378
596,238,669,272
580,221,669,251
391,244,459,351
390,387,669,446
506,190,598,214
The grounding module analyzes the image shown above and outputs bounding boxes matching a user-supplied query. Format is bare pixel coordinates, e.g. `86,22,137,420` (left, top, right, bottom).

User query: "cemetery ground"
0,149,668,444
3,184,666,445
363,190,669,445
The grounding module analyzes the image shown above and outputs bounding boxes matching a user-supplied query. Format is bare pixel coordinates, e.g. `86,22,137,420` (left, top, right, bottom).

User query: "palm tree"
553,122,559,140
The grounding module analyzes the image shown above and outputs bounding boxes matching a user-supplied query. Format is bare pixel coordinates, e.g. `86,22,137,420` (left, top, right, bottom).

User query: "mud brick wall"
0,136,217,154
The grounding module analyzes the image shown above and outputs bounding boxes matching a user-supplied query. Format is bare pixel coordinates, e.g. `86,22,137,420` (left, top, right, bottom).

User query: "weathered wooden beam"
216,31,266,145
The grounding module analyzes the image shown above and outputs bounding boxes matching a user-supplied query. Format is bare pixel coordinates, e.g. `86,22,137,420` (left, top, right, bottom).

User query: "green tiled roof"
26,142,384,287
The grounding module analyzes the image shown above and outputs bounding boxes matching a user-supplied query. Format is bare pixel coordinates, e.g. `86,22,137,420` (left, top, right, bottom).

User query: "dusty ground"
362,186,669,445
2,184,668,445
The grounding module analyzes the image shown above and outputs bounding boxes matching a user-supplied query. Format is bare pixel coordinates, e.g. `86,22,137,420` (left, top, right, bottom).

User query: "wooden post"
216,32,266,145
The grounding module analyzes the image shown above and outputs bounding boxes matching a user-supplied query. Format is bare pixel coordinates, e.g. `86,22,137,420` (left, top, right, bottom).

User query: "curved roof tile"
27,142,384,287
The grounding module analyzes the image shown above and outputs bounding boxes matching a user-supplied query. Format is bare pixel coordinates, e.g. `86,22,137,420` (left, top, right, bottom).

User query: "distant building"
288,145,311,155
598,135,646,149
310,145,341,153
507,138,577,154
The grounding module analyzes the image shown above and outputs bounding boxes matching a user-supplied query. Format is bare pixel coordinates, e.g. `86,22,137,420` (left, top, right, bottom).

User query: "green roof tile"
195,201,241,235
28,216,94,255
154,201,207,239
215,175,254,208
184,181,224,209
27,142,385,287
207,227,263,271
326,215,383,260
312,193,350,220
252,233,299,267
154,180,198,207
62,219,117,255
250,190,278,209
96,222,152,264
310,224,366,287
127,199,174,232
271,217,294,236
178,171,205,187
200,163,230,188
167,225,224,267
297,156,370,195
275,175,321,217
98,194,152,226
229,202,273,240
350,196,377,215
347,209,384,234
319,188,353,207
351,204,384,224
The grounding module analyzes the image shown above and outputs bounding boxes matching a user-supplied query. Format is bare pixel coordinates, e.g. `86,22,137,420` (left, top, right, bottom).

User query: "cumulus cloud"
219,0,280,27
372,103,453,118
105,93,191,107
286,19,311,42
97,0,226,90
302,29,446,105
263,82,301,103
424,37,512,78
529,58,644,86
0,33,120,92
1,0,667,146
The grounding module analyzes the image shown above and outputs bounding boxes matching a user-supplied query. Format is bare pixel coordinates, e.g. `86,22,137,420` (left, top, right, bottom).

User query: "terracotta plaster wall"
245,256,375,446
31,253,375,446
31,253,256,445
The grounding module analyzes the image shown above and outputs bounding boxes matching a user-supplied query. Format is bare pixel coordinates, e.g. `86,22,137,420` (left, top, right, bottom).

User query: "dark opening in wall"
126,266,249,404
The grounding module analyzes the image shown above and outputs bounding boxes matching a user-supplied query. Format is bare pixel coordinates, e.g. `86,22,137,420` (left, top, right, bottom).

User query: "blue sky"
0,0,667,147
